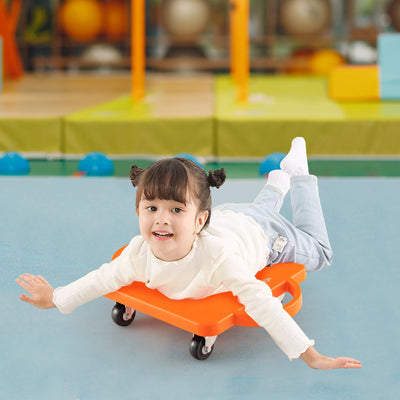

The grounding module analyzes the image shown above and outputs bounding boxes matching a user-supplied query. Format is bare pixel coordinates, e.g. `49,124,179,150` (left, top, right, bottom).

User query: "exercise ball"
309,49,345,76
280,0,331,36
78,152,114,176
347,41,377,64
162,0,210,42
60,0,104,42
286,48,315,74
0,152,30,175
175,153,204,168
259,153,286,177
82,44,123,64
104,1,129,40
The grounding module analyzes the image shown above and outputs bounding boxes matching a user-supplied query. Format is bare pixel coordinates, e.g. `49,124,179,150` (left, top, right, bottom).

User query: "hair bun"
208,168,226,188
130,165,144,187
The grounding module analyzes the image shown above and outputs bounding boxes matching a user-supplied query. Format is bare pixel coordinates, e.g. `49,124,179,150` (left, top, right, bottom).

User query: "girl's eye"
146,206,157,212
172,207,183,213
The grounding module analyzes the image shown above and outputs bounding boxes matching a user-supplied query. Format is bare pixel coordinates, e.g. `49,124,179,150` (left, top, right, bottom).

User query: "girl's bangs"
142,160,189,204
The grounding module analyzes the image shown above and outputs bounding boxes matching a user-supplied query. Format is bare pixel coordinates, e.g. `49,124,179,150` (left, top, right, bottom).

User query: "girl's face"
137,195,208,262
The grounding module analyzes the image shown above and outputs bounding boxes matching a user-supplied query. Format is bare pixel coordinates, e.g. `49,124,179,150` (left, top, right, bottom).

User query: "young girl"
17,137,362,370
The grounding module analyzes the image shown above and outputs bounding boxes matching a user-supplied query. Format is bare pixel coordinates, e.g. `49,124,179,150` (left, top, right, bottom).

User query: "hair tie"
207,168,226,188
130,165,144,187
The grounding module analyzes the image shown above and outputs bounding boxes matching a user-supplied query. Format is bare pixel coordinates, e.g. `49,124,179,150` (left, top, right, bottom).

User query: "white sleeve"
211,254,314,360
53,243,137,314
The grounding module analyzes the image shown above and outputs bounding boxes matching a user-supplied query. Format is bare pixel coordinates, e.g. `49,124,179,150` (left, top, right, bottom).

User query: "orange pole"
9,0,22,34
0,0,23,79
235,0,249,102
131,0,145,101
229,1,237,82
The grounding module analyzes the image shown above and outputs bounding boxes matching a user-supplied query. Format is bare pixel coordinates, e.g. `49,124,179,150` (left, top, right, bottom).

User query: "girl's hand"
300,346,362,370
17,273,56,309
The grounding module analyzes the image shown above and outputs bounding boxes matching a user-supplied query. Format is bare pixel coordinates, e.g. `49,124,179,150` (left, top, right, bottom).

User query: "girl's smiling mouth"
152,231,174,240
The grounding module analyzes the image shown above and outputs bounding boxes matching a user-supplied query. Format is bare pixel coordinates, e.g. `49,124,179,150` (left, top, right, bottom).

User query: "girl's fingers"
17,274,54,309
337,357,362,363
19,274,36,286
336,357,362,369
16,278,34,293
19,274,44,287
19,294,35,305
21,273,35,280
345,361,362,369
37,275,49,285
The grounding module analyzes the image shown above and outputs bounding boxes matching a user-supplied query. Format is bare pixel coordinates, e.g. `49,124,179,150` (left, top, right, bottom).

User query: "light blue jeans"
214,175,333,272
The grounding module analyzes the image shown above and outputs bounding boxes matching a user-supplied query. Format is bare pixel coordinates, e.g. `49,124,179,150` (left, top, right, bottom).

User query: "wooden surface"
0,74,131,117
0,73,214,117
148,73,214,117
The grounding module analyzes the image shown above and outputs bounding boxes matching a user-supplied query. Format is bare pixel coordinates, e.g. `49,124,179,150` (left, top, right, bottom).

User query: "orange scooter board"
105,246,306,338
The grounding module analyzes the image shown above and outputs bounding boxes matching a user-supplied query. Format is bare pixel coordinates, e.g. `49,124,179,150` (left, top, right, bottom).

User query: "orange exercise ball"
104,1,129,40
285,48,315,74
60,0,104,42
309,49,345,76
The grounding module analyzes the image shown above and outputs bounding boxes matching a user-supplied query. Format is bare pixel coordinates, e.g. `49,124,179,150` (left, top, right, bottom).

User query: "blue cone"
259,152,286,176
0,152,30,175
78,152,114,176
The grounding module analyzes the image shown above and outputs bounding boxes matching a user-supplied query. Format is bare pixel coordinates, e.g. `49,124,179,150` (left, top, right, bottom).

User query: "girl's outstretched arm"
300,346,362,370
17,273,56,309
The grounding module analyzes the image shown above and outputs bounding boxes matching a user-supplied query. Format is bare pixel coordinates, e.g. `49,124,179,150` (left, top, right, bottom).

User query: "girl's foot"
266,169,290,196
280,137,309,177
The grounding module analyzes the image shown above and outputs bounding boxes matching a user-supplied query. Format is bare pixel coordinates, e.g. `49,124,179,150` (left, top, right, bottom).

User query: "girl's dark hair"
130,158,226,229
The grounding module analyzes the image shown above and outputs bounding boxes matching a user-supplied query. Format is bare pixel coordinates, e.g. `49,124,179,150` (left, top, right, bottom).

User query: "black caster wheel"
111,303,136,327
189,335,214,360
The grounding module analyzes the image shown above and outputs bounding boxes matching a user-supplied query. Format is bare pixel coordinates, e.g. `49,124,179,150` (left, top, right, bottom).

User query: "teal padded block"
378,33,400,99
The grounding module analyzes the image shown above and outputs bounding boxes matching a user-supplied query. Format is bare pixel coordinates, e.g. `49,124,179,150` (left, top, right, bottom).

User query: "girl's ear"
196,210,209,233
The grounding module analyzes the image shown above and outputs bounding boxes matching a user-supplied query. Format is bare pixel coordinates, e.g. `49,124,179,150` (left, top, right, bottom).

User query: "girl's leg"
288,175,333,271
280,137,309,177
290,176,331,252
281,137,329,242
214,169,290,215
280,137,333,272
213,170,291,267
253,170,290,213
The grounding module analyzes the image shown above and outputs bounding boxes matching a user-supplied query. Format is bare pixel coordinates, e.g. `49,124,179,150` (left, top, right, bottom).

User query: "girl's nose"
155,209,170,225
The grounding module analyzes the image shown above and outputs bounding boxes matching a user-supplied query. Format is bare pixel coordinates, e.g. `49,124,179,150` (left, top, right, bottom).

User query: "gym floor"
1,174,398,400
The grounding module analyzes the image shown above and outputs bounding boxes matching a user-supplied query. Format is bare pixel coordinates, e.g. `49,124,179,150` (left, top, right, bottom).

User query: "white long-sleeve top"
53,210,314,360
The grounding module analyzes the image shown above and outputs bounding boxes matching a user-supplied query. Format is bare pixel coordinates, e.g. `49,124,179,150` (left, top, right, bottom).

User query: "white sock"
266,169,290,196
280,137,309,177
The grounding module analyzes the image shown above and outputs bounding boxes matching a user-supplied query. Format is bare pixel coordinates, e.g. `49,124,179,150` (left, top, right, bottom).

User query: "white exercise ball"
162,0,210,41
82,44,123,65
279,0,331,36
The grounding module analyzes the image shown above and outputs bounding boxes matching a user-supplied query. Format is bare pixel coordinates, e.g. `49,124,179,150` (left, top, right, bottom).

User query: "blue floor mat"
1,176,398,400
